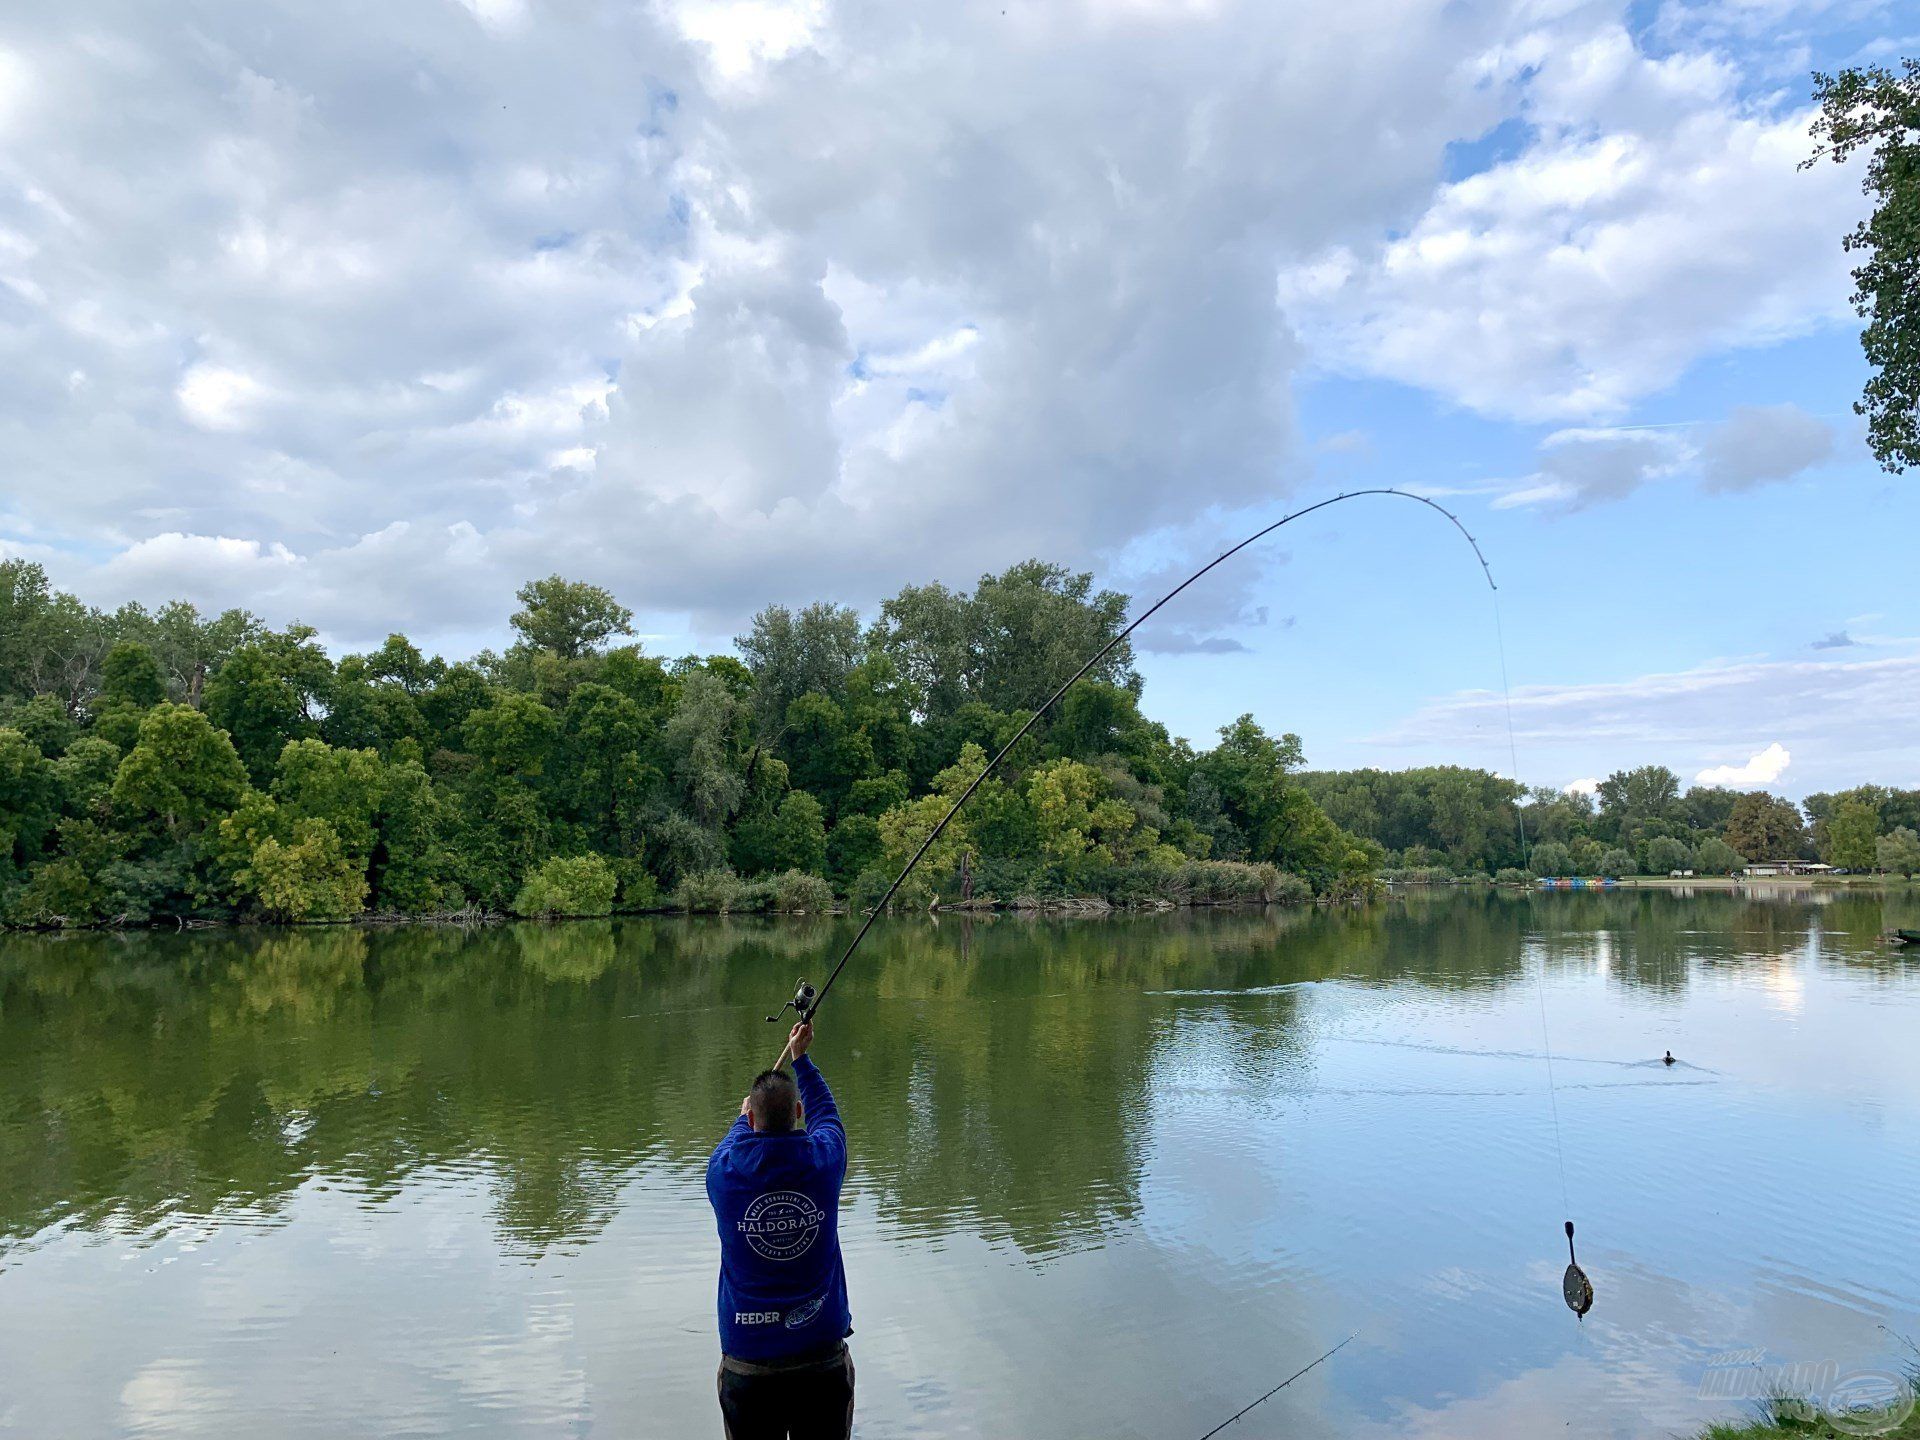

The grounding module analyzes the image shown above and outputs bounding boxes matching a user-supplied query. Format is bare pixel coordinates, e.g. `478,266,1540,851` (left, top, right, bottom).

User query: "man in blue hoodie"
707,1021,853,1439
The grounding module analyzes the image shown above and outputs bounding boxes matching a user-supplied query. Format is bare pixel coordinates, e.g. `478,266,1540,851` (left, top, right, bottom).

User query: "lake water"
3,889,1918,1439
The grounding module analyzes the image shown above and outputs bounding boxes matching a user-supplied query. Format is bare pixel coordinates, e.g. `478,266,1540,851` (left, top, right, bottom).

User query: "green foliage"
770,791,828,874
826,813,883,888
1821,797,1881,871
1529,840,1573,877
671,868,772,914
204,629,333,782
112,704,248,832
100,642,165,709
1724,792,1809,862
510,575,634,659
1300,765,1525,872
463,692,559,778
12,558,1920,931
1807,59,1920,472
1693,837,1747,876
242,817,368,921
739,602,863,741
1878,826,1920,878
1643,835,1695,875
768,868,834,912
0,728,57,874
1494,867,1535,886
1598,848,1634,878
869,560,1136,718
513,855,618,918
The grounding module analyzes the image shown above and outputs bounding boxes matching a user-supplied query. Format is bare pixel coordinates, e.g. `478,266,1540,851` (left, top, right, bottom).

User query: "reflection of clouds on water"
4,893,1920,1437
120,1360,234,1436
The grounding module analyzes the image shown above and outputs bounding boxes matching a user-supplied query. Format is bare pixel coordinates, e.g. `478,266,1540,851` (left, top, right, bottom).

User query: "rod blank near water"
782,487,1496,1037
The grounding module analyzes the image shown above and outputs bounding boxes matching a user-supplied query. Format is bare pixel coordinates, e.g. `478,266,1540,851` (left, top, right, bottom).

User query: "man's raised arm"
786,1023,845,1170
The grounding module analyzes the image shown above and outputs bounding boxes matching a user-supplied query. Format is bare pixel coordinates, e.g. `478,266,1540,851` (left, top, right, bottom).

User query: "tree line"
1299,764,1920,881
0,559,1383,927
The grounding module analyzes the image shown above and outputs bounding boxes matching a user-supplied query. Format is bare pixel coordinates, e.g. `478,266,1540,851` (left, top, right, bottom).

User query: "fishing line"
782,488,1496,1051
1192,1332,1355,1440
1489,584,1589,1317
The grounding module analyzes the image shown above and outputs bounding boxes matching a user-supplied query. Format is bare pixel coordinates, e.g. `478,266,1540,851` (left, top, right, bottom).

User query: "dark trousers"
717,1345,854,1440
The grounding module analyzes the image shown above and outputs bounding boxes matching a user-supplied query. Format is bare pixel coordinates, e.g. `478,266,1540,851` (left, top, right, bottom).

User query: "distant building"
1742,861,1832,877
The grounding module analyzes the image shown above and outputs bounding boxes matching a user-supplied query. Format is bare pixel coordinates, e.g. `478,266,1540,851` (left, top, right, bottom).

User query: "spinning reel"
767,979,817,1027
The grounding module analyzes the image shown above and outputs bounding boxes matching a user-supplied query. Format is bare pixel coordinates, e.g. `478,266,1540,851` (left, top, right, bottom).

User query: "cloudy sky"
0,0,1914,796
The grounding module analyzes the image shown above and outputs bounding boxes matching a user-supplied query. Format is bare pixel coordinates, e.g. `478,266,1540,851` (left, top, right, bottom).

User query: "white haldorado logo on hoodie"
738,1190,825,1261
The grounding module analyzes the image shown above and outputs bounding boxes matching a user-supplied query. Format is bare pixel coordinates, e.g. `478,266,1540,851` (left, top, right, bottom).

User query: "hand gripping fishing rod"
784,487,1494,1042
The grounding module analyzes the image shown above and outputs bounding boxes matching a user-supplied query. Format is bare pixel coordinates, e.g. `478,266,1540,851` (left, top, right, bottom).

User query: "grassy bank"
1698,1378,1919,1439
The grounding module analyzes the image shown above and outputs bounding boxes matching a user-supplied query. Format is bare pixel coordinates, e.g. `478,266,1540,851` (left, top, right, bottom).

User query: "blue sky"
0,0,1913,798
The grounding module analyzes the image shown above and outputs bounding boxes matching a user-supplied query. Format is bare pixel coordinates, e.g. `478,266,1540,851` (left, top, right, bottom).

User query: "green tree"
661,671,746,829
1724,791,1809,861
1683,785,1741,834
463,693,559,778
513,855,618,917
203,629,334,782
109,599,261,706
273,740,386,869
553,682,657,851
0,560,110,709
51,735,122,819
1598,847,1634,878
241,817,367,920
770,791,829,874
1643,835,1694,875
826,813,883,889
112,703,248,833
1806,59,1920,472
1822,796,1881,871
1026,758,1150,865
1693,836,1747,876
510,576,634,658
0,728,57,876
0,693,77,756
1595,765,1682,841
1877,825,1920,877
869,561,1136,719
99,642,165,709
1529,840,1573,877
738,602,863,741
369,758,452,913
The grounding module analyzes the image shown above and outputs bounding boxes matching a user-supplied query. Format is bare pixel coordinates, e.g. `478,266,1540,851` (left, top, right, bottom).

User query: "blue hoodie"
706,1054,851,1360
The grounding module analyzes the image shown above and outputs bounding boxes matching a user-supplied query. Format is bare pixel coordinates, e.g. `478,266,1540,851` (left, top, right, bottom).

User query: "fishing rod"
1193,1332,1355,1440
769,487,1494,1052
761,483,1595,1320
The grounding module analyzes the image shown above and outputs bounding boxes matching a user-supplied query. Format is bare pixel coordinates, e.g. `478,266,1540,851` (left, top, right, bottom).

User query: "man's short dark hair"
748,1069,800,1133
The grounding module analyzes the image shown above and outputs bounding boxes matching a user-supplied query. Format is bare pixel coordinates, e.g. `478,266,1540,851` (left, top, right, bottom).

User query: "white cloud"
1492,402,1834,510
175,364,267,431
1564,777,1600,796
1278,27,1859,421
1695,740,1791,786
1372,651,1920,795
670,0,828,83
0,0,1877,653
1494,426,1690,510
1698,402,1834,491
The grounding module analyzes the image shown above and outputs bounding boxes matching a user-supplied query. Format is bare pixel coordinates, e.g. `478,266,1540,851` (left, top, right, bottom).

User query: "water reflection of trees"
0,893,1895,1259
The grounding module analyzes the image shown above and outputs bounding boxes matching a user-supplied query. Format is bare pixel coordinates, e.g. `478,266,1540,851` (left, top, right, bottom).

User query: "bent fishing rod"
768,486,1494,1067
764,485,1597,1324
